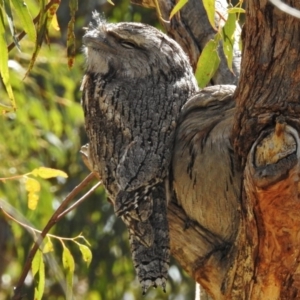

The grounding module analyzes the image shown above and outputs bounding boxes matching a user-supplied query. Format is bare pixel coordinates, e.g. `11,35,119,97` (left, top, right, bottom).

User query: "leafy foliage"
0,0,195,299
222,12,236,72
32,249,45,300
1,167,68,210
0,4,15,111
195,37,221,88
194,0,245,86
203,0,216,30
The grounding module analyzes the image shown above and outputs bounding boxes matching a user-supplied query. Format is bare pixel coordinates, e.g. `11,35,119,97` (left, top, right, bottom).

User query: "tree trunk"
130,1,243,299
131,0,300,299
84,0,300,298
232,0,300,298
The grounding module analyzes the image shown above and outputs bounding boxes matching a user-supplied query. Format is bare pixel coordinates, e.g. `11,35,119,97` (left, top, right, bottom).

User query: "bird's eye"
120,41,136,49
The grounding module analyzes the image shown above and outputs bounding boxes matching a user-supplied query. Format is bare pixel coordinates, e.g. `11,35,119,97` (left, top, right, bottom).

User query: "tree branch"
11,172,97,300
131,0,241,85
269,0,300,18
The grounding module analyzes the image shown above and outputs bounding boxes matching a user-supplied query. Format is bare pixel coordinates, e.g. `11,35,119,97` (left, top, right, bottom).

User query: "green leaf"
169,0,188,20
195,39,220,88
25,0,47,76
25,0,60,76
32,249,45,300
65,267,74,300
34,288,39,300
31,249,45,300
32,249,42,278
78,244,92,266
43,236,54,253
62,246,75,272
0,8,16,110
37,252,45,300
63,246,74,299
203,0,216,30
222,13,236,72
11,0,36,42
228,7,245,14
3,0,20,50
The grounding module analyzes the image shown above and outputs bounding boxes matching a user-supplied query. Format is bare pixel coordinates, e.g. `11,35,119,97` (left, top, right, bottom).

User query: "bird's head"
83,12,192,80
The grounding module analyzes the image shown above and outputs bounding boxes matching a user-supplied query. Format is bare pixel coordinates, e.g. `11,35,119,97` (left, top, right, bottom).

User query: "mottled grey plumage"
81,12,198,293
172,85,241,243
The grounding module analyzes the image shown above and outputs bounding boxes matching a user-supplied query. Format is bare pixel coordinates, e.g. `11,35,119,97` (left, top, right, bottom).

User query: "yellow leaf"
107,0,115,5
43,237,54,253
25,177,41,193
25,177,40,210
51,14,60,31
32,249,42,277
31,167,68,179
78,244,92,266
62,247,75,298
169,0,188,20
28,192,39,210
65,268,74,299
62,246,75,272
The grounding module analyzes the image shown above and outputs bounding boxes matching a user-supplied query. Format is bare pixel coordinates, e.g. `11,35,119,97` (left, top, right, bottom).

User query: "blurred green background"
0,1,195,299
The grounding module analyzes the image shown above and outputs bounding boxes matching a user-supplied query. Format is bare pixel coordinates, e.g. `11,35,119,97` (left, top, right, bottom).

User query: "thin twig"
12,172,97,300
1,208,38,235
216,10,227,23
154,0,170,24
57,180,102,220
269,0,300,19
1,208,89,241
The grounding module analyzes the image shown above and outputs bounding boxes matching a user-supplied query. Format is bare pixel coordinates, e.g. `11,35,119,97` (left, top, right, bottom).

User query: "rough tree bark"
129,0,300,299
130,0,242,299
132,0,241,84
233,0,300,298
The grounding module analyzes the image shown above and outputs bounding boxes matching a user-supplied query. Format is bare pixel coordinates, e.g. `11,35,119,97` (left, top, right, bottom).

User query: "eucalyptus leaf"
0,7,15,110
203,0,216,30
3,0,20,50
169,0,188,19
222,13,236,72
195,39,220,88
11,0,36,42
